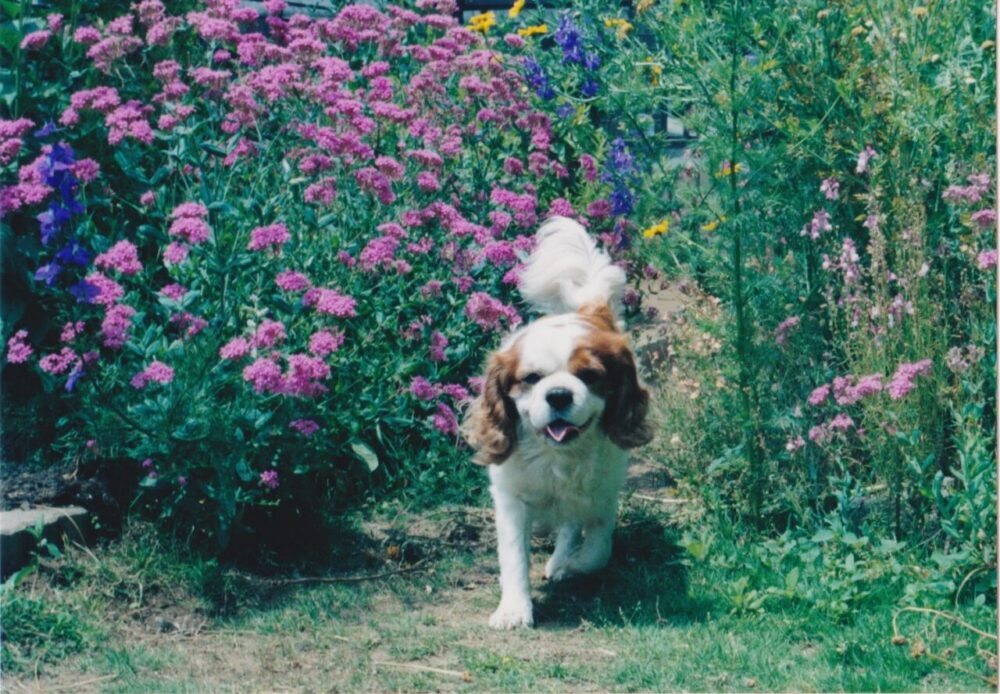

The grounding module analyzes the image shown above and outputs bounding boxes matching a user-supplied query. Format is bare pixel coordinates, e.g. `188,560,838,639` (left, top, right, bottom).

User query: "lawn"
2,495,994,693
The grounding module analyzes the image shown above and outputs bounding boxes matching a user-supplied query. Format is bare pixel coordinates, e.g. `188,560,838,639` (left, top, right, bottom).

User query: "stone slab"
0,506,90,577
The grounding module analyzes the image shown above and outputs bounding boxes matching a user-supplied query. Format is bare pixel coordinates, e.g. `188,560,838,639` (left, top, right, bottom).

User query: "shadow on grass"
533,507,712,629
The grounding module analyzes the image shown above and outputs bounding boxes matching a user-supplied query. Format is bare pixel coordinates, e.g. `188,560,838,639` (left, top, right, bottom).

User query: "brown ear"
577,301,619,333
600,341,653,449
462,349,519,465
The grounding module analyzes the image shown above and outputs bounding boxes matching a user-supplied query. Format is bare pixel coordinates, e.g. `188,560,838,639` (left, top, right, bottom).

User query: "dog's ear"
463,349,519,465
599,341,653,449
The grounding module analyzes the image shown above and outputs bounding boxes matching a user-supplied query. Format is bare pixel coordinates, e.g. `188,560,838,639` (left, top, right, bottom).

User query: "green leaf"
351,442,379,472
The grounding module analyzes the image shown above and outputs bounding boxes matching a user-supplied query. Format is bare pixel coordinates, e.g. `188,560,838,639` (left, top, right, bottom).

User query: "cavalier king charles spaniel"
463,217,652,629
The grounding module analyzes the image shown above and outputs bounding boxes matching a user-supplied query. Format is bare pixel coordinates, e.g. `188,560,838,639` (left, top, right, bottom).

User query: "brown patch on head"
461,345,520,465
570,326,652,449
577,301,619,333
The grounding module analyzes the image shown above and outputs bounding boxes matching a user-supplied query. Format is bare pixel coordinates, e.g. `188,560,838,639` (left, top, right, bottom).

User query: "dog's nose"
545,388,574,411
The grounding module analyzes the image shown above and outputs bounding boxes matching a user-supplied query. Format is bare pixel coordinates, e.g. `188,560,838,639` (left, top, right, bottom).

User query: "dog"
463,216,652,629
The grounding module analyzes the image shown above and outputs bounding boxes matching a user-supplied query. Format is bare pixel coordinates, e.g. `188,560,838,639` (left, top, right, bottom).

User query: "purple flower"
856,145,877,174
410,376,440,401
887,359,932,400
260,470,279,490
290,419,320,436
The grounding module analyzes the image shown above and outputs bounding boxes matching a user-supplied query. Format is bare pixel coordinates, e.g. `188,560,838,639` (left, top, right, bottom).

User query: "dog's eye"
576,369,600,385
522,373,542,385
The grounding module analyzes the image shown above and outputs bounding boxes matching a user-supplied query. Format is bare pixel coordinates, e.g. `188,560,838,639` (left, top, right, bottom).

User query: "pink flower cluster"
247,223,291,252
942,173,992,205
464,292,521,331
95,240,143,275
886,359,932,400
130,360,175,389
304,288,357,317
242,354,330,397
6,330,32,364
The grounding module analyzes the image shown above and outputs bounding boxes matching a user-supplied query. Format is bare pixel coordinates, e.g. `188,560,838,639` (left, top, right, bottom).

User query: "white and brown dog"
463,217,652,629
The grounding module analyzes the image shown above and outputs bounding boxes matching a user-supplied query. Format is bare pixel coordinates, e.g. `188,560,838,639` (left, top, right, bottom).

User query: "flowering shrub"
500,0,996,612
1,0,644,550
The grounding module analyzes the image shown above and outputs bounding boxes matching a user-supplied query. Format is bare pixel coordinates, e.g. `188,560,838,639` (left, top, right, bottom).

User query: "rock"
0,506,90,577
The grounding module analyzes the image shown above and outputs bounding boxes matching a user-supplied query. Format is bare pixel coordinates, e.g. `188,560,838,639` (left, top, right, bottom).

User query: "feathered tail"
518,216,625,318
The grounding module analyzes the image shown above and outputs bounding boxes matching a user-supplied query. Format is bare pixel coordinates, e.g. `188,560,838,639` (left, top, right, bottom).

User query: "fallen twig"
632,494,690,504
374,660,472,681
44,673,119,691
893,606,997,642
227,560,427,586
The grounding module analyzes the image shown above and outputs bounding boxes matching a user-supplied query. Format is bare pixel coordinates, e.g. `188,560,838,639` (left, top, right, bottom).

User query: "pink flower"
168,217,211,245
464,292,521,332
309,329,344,357
101,304,135,348
807,384,830,406
410,376,440,401
160,283,187,301
60,321,85,343
977,249,997,271
304,288,357,317
20,30,51,51
887,359,932,400
170,202,208,219
220,337,251,360
252,320,286,348
808,424,829,445
359,236,399,271
417,171,440,192
828,413,854,431
276,270,311,292
971,209,997,228
290,419,320,436
785,436,805,454
95,240,142,275
130,360,175,389
6,330,32,364
40,348,80,375
140,191,156,207
259,469,280,489
247,223,291,252
774,316,800,345
433,402,458,435
283,354,330,397
163,242,189,265
855,145,877,174
73,26,101,44
85,272,124,306
243,357,283,393
820,177,840,200
429,331,448,362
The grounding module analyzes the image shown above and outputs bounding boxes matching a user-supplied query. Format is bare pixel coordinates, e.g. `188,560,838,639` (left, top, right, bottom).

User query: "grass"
2,500,995,693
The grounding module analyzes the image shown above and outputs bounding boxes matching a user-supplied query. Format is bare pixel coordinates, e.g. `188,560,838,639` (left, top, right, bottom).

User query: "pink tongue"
546,422,579,443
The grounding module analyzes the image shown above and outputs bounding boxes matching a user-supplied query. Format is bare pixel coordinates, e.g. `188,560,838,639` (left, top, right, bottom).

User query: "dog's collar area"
542,416,593,444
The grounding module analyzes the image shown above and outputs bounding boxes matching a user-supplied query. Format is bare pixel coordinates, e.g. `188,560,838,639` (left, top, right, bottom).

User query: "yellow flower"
517,24,548,37
645,57,663,86
701,217,726,232
509,0,525,18
637,0,656,12
604,17,633,39
469,11,496,33
716,161,743,178
643,219,669,239
911,6,928,18
851,25,867,37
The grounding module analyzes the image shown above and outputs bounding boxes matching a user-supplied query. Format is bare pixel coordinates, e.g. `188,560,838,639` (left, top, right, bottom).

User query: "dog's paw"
544,556,575,582
488,601,534,630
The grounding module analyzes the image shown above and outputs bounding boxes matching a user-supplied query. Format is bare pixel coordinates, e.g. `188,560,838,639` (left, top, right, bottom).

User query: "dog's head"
463,302,651,465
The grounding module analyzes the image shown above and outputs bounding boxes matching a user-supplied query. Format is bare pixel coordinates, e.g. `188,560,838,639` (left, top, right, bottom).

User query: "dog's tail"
519,216,625,317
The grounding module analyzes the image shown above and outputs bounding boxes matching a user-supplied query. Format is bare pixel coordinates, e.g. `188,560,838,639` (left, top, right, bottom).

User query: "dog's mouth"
542,417,592,445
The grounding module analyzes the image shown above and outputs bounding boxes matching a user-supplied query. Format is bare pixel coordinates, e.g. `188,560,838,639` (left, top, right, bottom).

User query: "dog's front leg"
489,491,534,629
